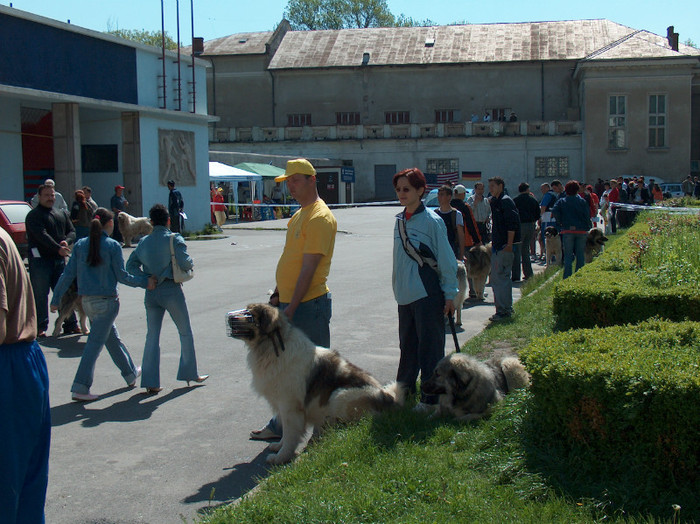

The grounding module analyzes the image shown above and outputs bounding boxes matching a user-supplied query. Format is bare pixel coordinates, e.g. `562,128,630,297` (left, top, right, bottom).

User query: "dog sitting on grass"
421,351,530,421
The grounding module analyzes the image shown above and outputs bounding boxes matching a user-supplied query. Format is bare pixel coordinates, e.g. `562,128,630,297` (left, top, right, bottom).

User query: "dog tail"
381,381,406,407
500,357,531,393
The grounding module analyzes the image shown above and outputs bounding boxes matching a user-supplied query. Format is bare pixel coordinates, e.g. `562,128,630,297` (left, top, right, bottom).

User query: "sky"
2,0,699,47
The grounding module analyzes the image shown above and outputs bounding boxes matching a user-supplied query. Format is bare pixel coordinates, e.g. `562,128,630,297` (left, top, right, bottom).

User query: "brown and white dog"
52,280,89,337
584,228,609,263
422,351,530,421
117,211,153,248
227,303,405,464
544,227,563,267
465,244,491,301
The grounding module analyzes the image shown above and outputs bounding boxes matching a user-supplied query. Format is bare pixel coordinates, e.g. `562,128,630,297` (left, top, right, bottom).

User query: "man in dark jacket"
488,177,520,321
552,181,592,279
512,182,541,281
26,184,78,337
167,180,184,233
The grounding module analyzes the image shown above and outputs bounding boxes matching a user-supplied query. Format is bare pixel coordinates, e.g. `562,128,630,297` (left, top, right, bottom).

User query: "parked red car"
0,200,32,259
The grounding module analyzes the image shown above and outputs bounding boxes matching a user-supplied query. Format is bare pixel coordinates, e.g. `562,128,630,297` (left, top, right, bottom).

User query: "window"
608,95,626,149
336,112,361,125
485,107,512,122
287,113,311,127
535,157,569,179
435,109,458,123
385,111,410,124
648,94,666,148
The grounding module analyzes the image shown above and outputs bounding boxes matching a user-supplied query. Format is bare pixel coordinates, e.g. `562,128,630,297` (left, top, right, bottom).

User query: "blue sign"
341,167,355,183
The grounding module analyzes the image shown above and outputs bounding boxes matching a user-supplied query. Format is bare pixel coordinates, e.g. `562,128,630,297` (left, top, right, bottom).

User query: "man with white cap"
250,158,337,441
30,179,68,212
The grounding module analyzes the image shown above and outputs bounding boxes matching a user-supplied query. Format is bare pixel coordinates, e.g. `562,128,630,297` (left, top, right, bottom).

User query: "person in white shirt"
30,179,68,212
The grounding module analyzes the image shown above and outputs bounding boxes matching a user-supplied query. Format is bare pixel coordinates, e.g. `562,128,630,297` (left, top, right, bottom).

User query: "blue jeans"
0,341,50,524
141,280,199,388
491,248,514,316
562,233,587,279
72,296,138,394
267,293,332,434
29,257,77,333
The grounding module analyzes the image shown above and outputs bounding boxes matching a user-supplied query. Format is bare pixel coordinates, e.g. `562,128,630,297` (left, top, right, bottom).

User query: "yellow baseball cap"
275,158,316,182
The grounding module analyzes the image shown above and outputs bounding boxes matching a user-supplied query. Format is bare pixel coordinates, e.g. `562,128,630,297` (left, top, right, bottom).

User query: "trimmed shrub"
554,215,700,330
521,320,700,504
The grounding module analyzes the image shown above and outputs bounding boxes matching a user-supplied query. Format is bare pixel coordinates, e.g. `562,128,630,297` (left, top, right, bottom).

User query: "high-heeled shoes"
187,375,209,387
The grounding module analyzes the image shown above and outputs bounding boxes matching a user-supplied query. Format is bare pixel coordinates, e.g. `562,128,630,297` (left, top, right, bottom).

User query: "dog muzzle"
226,309,257,340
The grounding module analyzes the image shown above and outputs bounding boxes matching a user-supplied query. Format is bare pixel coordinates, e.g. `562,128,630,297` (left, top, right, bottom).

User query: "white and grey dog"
117,211,153,247
227,303,405,464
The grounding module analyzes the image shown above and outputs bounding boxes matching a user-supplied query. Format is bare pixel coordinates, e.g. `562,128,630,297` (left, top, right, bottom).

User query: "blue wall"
0,13,137,104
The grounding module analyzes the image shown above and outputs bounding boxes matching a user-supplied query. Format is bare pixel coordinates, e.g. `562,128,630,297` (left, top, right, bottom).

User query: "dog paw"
266,452,292,465
267,441,282,452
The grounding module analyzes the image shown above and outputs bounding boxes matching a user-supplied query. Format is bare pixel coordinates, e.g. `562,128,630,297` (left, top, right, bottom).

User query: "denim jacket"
51,232,149,305
393,204,458,306
126,226,193,284
551,195,592,233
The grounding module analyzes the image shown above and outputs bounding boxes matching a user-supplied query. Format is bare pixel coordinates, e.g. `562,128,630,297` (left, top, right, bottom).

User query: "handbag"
169,234,193,283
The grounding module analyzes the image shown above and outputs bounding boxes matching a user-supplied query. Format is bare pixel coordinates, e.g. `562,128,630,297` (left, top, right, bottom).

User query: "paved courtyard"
42,206,537,523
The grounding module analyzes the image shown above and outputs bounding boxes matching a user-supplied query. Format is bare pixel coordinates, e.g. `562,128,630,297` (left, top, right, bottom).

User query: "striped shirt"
466,194,491,223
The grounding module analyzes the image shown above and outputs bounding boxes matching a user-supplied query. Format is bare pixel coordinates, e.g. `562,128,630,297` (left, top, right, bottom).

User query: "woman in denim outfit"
51,208,155,401
126,204,207,393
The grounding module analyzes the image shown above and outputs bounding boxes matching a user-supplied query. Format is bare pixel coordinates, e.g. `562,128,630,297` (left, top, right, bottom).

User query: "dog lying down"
422,351,530,421
227,303,405,464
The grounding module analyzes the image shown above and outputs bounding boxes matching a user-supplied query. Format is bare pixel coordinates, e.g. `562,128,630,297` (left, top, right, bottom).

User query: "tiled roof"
267,19,698,69
200,31,273,55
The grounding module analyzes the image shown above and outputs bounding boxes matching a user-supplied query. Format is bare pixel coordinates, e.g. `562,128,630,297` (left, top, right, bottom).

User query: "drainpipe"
268,70,276,126
540,62,545,120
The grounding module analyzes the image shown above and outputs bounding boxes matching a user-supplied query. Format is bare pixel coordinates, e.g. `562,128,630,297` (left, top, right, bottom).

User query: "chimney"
666,25,679,51
192,37,204,56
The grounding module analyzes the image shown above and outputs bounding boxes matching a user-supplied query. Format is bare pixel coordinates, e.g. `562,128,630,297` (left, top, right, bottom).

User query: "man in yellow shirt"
251,158,337,440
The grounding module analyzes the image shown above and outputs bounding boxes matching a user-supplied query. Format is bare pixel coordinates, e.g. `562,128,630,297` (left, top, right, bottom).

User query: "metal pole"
190,0,196,113
160,0,166,109
176,0,182,111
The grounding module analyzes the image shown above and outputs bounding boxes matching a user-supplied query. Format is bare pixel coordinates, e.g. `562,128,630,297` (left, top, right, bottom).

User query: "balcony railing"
210,121,583,143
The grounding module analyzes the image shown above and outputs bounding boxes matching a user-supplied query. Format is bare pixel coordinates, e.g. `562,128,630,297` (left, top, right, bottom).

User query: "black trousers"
397,294,445,404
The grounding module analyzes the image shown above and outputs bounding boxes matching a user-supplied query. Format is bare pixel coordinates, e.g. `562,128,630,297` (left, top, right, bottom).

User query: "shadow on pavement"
39,335,86,358
50,386,198,428
183,450,270,514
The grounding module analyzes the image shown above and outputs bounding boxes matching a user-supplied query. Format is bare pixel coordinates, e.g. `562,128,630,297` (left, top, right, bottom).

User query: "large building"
201,19,700,201
0,5,213,228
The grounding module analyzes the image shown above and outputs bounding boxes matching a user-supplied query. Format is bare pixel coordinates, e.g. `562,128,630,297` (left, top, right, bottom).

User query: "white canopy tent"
208,161,263,205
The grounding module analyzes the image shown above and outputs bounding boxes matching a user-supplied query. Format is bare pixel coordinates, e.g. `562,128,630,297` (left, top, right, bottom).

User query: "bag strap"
397,217,438,271
169,233,175,256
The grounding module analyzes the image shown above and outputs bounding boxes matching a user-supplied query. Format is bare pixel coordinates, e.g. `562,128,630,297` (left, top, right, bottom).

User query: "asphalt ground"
41,206,542,523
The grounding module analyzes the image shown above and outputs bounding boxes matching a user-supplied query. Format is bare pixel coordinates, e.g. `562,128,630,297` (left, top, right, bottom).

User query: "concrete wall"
208,55,273,128
0,97,24,199
79,109,124,208
211,134,582,201
582,63,695,182
136,48,209,115
691,91,700,170
270,61,577,126
139,115,210,229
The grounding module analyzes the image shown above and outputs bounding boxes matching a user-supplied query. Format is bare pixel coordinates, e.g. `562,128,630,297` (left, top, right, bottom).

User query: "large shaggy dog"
465,244,491,301
227,303,405,464
454,261,467,326
422,352,530,421
52,280,89,337
117,211,153,247
584,228,609,264
544,226,563,267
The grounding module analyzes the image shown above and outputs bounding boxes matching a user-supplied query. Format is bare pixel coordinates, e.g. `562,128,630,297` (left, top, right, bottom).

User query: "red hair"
564,180,580,196
392,168,427,193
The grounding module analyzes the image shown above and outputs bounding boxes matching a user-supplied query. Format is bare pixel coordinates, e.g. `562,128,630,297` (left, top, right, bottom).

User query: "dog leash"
448,314,461,353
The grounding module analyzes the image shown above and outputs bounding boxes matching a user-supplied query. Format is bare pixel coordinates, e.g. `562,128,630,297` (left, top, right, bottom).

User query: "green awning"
233,162,286,178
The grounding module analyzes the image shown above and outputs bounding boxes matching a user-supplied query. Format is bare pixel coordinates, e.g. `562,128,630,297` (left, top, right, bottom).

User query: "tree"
394,14,437,27
683,37,697,49
285,0,394,30
107,29,178,50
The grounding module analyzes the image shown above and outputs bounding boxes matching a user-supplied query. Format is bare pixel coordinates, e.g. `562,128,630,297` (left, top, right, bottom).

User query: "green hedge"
553,217,700,330
521,319,700,491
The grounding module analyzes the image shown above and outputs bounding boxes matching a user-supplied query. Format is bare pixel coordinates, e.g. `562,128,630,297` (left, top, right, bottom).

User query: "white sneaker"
72,392,99,402
128,367,142,387
413,402,436,414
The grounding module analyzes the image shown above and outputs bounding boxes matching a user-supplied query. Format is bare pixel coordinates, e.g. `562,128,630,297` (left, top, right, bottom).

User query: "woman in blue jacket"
552,181,593,279
392,168,458,413
51,208,155,401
